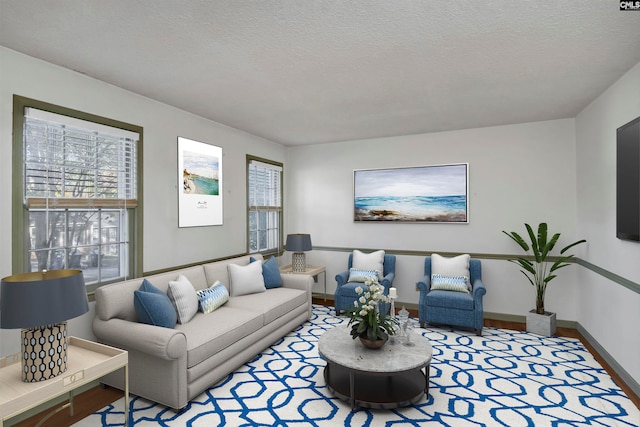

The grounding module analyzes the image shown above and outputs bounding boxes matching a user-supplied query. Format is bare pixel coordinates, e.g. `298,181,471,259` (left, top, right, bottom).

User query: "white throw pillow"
352,249,385,280
431,253,471,291
167,274,199,324
228,261,267,297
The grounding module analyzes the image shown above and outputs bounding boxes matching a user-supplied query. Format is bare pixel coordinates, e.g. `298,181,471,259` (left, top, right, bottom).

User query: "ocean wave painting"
354,164,468,222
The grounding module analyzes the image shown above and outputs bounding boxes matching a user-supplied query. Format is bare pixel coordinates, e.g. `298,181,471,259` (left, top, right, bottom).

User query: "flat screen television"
616,116,640,242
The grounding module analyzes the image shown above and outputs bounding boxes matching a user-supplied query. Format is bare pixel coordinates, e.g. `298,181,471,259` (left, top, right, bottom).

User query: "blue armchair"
417,257,486,336
334,253,396,316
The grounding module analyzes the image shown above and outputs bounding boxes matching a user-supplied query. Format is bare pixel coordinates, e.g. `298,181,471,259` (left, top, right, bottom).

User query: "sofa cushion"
133,279,177,328
196,280,229,314
431,274,470,293
352,249,385,279
168,274,199,324
426,289,474,310
176,306,263,368
224,287,307,325
228,261,267,296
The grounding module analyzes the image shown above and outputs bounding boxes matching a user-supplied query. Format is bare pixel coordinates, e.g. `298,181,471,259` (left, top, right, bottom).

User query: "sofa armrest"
335,270,349,287
281,273,313,292
93,317,187,360
380,272,395,290
417,275,430,294
472,278,486,300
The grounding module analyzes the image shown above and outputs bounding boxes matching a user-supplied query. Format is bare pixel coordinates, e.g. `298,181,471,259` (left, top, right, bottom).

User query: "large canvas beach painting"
178,137,223,227
354,164,468,223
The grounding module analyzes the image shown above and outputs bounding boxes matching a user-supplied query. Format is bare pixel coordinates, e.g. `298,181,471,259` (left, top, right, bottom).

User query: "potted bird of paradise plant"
503,222,586,336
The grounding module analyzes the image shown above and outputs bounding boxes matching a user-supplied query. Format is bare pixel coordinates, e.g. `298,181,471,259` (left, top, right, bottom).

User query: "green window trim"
247,155,284,257
12,95,144,294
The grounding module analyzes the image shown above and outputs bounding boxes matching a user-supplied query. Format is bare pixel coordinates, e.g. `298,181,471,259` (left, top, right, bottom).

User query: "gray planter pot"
526,310,557,337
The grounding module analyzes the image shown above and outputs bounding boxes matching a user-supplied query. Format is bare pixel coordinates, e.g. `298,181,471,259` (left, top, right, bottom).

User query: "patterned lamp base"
21,322,68,382
292,252,306,272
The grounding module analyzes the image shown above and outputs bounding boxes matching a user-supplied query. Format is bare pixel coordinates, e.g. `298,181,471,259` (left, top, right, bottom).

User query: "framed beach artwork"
178,137,223,227
354,163,469,223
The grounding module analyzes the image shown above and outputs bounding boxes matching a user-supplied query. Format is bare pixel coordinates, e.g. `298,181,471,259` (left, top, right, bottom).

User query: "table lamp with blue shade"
0,269,89,382
286,234,312,272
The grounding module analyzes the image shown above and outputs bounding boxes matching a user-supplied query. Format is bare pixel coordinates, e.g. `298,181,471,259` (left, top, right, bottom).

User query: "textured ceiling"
1,1,639,146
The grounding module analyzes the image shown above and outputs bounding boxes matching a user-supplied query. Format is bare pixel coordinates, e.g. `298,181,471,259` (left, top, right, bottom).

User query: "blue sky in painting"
355,164,466,197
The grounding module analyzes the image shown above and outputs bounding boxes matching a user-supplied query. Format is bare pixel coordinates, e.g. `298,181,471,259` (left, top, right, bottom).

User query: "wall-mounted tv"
616,116,640,242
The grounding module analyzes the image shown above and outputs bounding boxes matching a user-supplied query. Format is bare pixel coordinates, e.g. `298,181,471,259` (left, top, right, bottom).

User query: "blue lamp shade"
286,234,312,272
1,269,89,382
1,269,89,329
286,234,312,252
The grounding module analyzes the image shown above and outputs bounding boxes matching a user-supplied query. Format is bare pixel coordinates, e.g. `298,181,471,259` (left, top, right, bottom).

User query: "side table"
0,337,129,427
280,264,327,300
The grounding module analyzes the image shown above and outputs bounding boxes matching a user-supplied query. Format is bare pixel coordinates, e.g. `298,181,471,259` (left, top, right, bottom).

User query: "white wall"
0,47,286,356
285,119,583,321
2,45,638,389
575,62,640,385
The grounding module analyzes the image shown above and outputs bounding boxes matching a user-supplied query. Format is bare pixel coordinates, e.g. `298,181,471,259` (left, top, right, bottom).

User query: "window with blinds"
247,157,283,255
20,106,140,287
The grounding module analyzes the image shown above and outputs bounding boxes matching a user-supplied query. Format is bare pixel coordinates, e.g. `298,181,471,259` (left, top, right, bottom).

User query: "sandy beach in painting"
354,195,467,222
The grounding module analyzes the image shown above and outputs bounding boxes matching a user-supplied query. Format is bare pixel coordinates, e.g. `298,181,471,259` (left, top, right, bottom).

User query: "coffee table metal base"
324,362,429,409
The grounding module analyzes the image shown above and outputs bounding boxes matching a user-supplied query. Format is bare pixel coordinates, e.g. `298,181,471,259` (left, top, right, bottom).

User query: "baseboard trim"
577,322,640,399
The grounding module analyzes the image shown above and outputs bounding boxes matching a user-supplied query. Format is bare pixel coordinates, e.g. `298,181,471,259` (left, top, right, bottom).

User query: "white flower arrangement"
347,278,398,342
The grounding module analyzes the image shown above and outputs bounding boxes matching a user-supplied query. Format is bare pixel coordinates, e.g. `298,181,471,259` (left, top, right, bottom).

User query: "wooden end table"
0,337,129,427
318,325,432,410
280,264,327,300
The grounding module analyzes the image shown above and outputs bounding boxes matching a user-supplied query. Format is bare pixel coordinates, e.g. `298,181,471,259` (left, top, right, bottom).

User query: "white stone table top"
318,325,432,374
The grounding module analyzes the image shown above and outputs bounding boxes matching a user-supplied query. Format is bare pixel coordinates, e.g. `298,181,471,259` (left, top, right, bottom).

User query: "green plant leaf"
560,239,587,254
502,230,529,251
526,223,541,261
536,223,548,256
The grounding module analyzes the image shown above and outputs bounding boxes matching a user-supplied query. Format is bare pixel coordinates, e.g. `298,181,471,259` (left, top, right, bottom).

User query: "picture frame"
354,163,469,223
178,137,223,227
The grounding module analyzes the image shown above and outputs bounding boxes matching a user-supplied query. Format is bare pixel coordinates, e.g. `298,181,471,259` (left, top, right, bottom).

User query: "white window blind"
22,106,140,286
24,107,138,208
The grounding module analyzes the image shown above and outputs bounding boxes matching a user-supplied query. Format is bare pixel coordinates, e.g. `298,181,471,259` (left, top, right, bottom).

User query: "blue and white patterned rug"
76,305,639,426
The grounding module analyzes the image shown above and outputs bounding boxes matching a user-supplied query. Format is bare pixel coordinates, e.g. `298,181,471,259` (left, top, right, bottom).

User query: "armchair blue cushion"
417,256,486,336
334,253,396,315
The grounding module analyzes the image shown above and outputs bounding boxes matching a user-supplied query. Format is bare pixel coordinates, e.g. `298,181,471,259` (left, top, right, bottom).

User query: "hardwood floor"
12,300,639,426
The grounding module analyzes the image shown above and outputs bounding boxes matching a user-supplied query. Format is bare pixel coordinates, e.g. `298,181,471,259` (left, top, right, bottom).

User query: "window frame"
246,155,284,257
12,95,143,294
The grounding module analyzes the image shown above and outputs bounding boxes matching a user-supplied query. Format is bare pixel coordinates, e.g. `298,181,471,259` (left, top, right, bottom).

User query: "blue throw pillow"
262,256,283,289
250,256,283,289
133,279,177,328
139,278,164,295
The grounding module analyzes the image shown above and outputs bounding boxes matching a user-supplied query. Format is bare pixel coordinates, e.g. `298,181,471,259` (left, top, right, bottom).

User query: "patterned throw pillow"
430,274,470,293
348,268,379,283
197,281,230,314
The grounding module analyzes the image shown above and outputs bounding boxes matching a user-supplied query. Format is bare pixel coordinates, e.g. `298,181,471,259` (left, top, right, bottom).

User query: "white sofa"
92,254,313,410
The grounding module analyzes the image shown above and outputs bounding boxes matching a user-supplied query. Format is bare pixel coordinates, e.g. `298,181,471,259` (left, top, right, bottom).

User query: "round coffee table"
318,325,432,409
